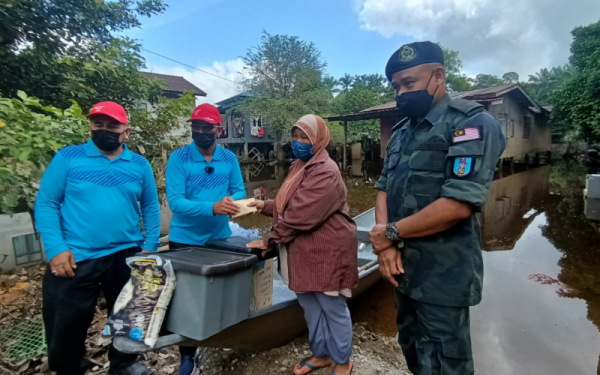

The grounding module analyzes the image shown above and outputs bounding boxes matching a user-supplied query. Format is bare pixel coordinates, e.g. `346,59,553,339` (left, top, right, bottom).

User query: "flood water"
238,159,600,374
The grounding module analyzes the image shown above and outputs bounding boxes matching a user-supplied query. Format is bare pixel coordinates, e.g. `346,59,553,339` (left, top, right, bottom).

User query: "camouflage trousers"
395,290,475,375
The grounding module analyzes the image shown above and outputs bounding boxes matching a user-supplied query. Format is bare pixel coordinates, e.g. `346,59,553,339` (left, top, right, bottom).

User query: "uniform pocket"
387,151,402,170
440,339,472,359
409,150,446,171
408,150,447,199
438,338,473,374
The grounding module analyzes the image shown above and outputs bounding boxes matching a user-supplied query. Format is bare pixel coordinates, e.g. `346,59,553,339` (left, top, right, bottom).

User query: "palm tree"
337,73,354,93
528,65,577,105
322,75,339,94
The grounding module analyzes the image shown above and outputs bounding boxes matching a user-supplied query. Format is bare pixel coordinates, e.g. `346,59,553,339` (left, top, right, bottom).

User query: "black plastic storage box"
205,236,276,261
160,247,258,341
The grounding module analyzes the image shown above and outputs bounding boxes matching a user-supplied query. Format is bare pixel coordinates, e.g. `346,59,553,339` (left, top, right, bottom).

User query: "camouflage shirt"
375,94,506,307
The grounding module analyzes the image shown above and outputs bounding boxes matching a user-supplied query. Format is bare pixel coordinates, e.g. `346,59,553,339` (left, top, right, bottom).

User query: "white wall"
0,213,46,273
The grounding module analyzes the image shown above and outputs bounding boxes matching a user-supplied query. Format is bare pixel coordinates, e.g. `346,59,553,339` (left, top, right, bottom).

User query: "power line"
141,48,241,85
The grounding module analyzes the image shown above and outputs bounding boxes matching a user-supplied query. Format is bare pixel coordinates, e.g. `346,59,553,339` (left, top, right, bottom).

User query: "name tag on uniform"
452,126,482,143
453,157,473,177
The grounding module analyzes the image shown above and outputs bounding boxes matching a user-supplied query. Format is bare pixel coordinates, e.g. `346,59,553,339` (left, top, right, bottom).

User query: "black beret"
385,41,445,81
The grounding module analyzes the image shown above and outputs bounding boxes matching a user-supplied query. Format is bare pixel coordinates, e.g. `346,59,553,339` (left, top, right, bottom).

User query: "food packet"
103,255,176,347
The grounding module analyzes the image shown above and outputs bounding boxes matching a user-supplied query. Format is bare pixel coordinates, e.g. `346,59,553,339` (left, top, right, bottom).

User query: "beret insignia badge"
399,45,417,63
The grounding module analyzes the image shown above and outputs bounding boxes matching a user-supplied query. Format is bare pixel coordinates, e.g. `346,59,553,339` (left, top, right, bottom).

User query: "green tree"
332,74,395,141
468,74,505,89
525,65,575,105
128,92,196,202
439,45,471,93
239,32,332,140
322,75,339,94
337,74,354,93
0,0,167,109
503,72,520,84
551,19,600,144
0,92,88,214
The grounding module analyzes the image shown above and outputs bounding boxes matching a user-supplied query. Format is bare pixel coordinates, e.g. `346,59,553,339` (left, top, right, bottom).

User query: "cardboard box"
250,258,274,311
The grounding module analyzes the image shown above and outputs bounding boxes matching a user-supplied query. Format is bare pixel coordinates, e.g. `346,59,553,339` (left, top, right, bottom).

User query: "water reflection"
239,160,600,374
480,166,550,251
343,162,600,375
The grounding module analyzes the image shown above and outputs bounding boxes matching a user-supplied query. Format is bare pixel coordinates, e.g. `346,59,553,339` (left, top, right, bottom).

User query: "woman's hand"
247,239,273,257
248,200,265,213
247,240,267,249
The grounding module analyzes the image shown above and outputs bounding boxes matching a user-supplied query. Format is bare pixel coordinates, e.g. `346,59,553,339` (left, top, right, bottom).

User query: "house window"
497,113,508,137
523,116,532,138
508,120,515,138
136,101,148,111
13,233,43,265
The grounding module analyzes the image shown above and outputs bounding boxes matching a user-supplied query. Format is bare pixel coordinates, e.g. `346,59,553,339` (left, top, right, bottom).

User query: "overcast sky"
355,0,600,78
129,0,600,103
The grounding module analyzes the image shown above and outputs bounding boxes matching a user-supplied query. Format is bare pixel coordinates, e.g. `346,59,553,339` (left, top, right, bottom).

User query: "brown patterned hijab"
275,115,331,215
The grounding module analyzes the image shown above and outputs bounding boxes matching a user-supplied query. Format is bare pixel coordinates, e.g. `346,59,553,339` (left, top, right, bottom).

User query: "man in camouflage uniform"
369,42,506,374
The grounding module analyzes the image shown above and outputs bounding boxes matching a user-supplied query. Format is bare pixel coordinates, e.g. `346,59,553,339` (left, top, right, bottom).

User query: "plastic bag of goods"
103,255,176,347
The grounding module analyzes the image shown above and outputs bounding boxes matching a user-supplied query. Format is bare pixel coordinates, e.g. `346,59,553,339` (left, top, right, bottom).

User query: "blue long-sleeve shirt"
166,142,246,246
35,140,161,262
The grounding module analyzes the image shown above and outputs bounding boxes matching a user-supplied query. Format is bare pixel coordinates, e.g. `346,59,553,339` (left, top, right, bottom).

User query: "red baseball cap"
86,101,128,126
187,103,222,125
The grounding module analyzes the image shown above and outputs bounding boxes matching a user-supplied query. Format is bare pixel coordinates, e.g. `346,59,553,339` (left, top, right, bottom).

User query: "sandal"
332,361,354,375
293,357,333,375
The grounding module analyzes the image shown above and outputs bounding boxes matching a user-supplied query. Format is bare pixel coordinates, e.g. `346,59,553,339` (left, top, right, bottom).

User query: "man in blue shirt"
36,102,160,375
166,103,245,375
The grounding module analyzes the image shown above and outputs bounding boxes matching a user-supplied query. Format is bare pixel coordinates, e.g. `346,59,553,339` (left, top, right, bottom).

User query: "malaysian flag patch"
452,126,482,143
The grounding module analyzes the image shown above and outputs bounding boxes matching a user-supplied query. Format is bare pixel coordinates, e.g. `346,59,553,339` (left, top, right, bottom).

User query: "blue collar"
188,141,222,162
84,139,132,161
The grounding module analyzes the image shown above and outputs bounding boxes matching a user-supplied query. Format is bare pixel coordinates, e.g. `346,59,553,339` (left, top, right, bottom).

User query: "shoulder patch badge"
453,157,473,178
452,126,482,143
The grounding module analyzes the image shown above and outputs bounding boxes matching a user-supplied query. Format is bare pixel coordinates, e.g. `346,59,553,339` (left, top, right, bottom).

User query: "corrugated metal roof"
450,84,518,99
360,84,521,113
361,101,396,112
140,72,207,96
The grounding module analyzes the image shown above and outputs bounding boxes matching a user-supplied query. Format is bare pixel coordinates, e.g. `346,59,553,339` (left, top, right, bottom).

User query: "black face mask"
192,132,216,150
91,129,123,152
396,70,439,120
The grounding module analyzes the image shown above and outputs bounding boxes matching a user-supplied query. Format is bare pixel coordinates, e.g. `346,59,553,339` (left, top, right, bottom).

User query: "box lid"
205,236,276,261
158,247,258,276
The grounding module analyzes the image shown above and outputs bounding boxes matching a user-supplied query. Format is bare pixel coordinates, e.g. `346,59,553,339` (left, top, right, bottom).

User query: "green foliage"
239,32,332,141
337,74,355,93
0,0,166,54
332,74,394,141
525,65,575,105
502,72,519,84
439,45,471,93
0,92,88,214
551,19,600,144
0,0,167,109
127,92,196,202
468,74,505,89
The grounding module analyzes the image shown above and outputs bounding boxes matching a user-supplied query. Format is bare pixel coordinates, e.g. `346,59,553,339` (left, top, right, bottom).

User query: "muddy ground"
0,264,409,375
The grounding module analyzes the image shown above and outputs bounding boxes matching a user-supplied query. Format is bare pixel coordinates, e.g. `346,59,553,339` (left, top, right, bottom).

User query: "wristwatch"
385,222,402,242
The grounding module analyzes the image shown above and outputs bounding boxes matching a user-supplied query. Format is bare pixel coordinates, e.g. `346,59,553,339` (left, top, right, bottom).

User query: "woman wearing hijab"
247,115,358,375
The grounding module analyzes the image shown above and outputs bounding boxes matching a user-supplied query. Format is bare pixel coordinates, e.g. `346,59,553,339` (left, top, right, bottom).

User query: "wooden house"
328,84,552,171
139,72,207,100
215,93,276,162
